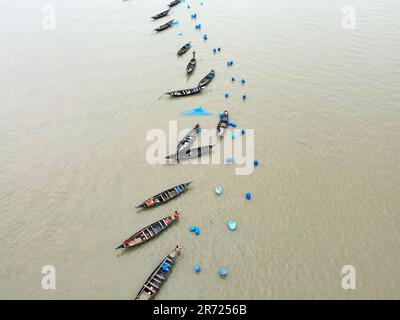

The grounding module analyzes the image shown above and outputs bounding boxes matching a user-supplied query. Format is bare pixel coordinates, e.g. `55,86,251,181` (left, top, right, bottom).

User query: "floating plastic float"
219,267,228,277
228,220,237,231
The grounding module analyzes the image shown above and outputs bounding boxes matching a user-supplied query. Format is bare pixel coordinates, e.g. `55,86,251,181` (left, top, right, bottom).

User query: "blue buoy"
213,48,217,53
215,185,223,195
224,93,229,98
245,192,252,200
241,129,246,135
189,226,196,232
195,227,200,235
241,79,246,85
218,47,221,52
254,160,259,166
218,267,228,277
194,265,201,273
203,34,208,40
225,156,233,164
231,77,236,82
228,220,237,231
242,94,247,100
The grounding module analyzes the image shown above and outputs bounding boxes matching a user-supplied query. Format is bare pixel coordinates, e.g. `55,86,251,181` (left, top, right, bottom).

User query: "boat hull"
135,182,192,208
166,145,214,161
135,246,181,300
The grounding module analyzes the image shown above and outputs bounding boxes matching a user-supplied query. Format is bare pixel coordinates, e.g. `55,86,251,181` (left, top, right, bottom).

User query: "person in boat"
221,110,228,121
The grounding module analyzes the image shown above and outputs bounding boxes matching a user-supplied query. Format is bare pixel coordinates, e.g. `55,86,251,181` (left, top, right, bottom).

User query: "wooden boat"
155,19,175,32
198,69,215,88
166,145,214,161
151,9,170,20
177,43,191,56
217,111,229,137
135,182,192,208
168,0,181,7
166,86,202,97
115,212,179,249
186,51,196,74
176,124,200,152
135,245,182,300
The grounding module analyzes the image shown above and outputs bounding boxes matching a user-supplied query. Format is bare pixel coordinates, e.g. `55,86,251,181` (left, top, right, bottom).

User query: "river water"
1,0,399,299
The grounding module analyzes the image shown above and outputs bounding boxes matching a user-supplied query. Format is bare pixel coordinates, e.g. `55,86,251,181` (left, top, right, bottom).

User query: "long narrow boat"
135,245,182,300
115,212,179,249
177,43,191,56
186,51,196,74
135,182,192,208
154,19,175,32
176,124,200,152
198,69,215,88
151,9,170,20
168,0,181,7
166,145,214,161
166,86,202,97
217,111,229,137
